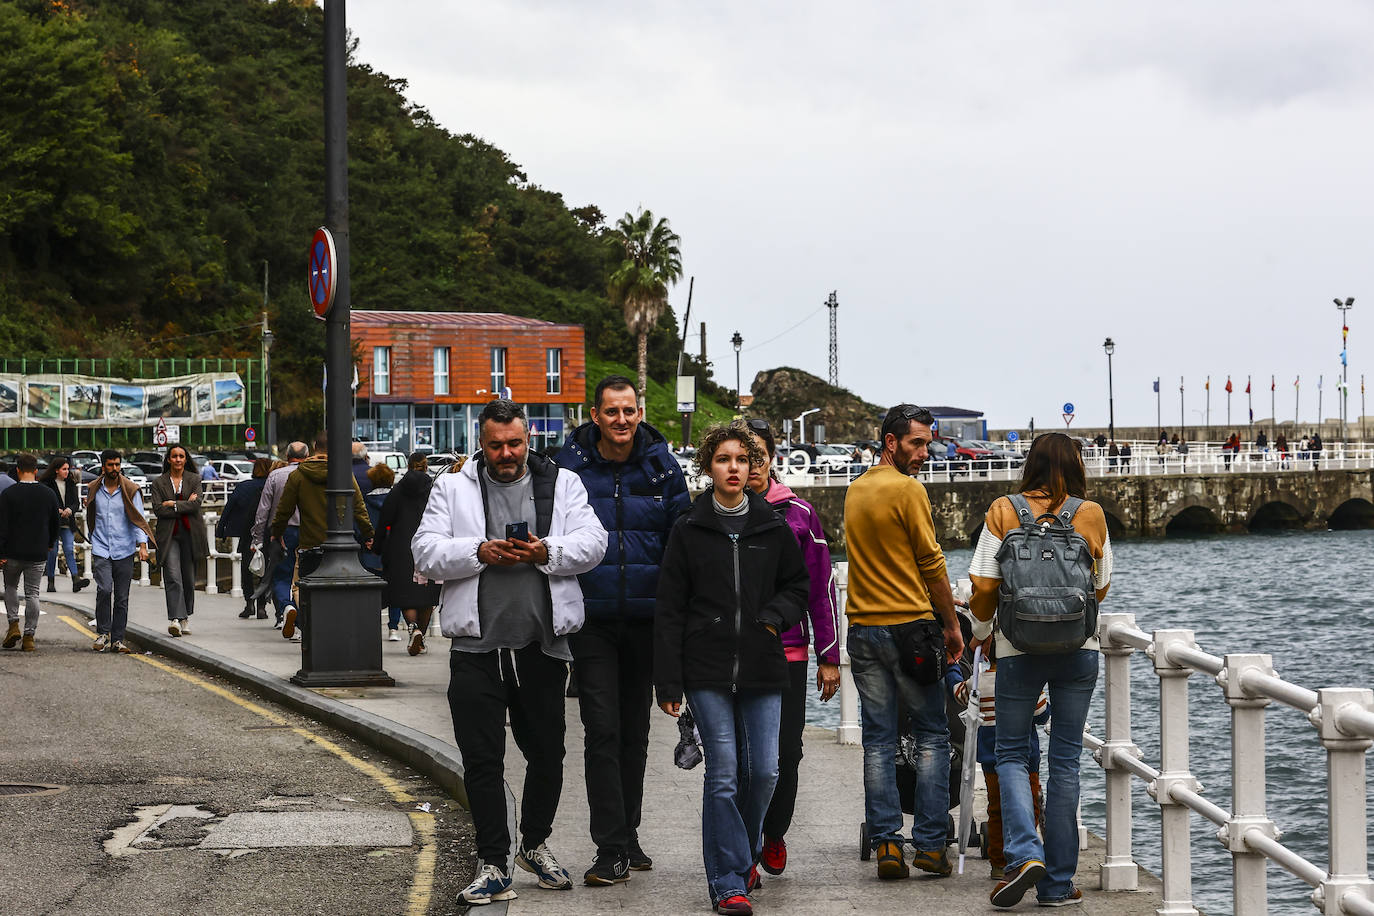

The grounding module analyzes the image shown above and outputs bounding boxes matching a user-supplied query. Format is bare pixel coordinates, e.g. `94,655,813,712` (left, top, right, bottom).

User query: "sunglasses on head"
745,418,771,433
897,405,935,425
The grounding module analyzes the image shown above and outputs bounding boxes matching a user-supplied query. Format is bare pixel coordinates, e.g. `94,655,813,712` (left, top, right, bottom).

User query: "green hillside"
0,0,734,436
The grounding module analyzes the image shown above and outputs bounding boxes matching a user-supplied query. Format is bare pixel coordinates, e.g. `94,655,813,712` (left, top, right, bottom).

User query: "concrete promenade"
44,585,1164,915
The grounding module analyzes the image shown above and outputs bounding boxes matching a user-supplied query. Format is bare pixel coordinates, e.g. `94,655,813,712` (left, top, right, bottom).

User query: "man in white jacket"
412,399,607,907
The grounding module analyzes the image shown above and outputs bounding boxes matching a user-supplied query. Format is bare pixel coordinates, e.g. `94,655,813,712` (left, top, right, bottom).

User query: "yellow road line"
57,615,439,915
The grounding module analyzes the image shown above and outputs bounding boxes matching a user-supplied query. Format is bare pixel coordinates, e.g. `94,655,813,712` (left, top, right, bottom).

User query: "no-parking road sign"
309,227,337,319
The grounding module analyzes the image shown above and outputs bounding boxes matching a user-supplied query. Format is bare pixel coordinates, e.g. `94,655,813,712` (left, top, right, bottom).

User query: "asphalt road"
0,607,476,916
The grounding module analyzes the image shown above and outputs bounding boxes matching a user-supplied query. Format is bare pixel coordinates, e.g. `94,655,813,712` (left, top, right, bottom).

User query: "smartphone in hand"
505,521,530,542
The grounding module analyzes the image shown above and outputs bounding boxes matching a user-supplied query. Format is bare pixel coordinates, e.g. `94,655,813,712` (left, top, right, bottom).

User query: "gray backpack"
995,494,1098,654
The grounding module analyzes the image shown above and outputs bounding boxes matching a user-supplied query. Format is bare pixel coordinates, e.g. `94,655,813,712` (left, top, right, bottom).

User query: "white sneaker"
459,864,517,905
387,629,401,642
168,620,181,637
515,842,574,890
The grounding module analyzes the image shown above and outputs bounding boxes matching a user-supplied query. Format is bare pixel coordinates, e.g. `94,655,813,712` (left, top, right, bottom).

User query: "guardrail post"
1314,687,1374,915
1097,612,1141,891
833,561,861,745
203,513,219,595
1218,653,1277,915
1150,629,1201,916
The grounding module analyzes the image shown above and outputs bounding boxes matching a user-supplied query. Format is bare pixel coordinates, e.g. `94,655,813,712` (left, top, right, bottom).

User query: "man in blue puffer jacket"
555,375,691,886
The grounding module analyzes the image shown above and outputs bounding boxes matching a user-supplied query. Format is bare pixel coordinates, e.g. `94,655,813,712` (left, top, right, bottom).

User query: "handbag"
891,618,947,685
248,547,265,577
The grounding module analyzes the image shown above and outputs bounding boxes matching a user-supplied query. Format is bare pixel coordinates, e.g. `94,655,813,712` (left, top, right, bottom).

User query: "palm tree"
606,208,683,409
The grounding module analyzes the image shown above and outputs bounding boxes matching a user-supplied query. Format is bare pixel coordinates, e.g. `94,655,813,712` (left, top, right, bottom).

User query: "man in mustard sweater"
843,404,965,880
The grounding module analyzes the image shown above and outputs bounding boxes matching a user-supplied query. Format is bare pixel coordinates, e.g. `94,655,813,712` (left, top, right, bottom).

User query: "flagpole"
1318,376,1323,438
1270,375,1275,439
1179,376,1184,438
1295,376,1300,428
1246,375,1252,440
1362,374,1366,443
1156,377,1161,432
1206,376,1211,439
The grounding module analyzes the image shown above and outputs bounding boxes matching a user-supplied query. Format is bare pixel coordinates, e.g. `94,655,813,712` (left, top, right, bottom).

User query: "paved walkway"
45,583,1164,915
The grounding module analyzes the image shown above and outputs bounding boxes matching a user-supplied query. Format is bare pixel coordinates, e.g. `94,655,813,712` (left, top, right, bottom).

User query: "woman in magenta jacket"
743,419,841,877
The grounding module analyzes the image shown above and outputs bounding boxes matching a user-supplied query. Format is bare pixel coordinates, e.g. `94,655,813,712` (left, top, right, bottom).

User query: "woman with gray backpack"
965,432,1113,908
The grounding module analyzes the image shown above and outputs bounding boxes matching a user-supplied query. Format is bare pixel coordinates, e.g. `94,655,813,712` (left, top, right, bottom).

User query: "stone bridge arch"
1247,500,1308,531
1328,497,1374,530
1163,496,1227,537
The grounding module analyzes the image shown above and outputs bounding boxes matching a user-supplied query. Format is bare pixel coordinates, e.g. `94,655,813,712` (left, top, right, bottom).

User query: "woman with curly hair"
654,422,810,916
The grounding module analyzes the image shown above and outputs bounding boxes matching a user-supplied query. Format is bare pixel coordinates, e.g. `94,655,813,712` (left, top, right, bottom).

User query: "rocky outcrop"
748,367,884,443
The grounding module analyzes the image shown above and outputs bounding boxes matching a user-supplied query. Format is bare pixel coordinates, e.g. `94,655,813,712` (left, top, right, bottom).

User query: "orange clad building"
351,310,585,455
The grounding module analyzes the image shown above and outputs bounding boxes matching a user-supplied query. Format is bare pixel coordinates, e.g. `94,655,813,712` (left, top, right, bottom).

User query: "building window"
372,346,390,395
490,347,507,396
433,346,450,395
545,348,562,395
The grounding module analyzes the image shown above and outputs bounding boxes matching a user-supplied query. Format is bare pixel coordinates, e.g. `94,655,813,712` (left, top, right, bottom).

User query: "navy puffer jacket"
555,421,691,622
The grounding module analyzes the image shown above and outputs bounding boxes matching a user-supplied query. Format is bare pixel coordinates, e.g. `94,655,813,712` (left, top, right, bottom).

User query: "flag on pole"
1245,377,1251,394
1205,377,1210,391
1319,375,1323,389
1249,407,1254,422
1153,378,1159,393
1295,376,1300,388
1271,376,1275,391
1344,325,1349,344
1341,349,1348,367
1225,377,1233,393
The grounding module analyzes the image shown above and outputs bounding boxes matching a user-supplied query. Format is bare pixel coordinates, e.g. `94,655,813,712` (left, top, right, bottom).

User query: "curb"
49,598,471,807
52,597,522,914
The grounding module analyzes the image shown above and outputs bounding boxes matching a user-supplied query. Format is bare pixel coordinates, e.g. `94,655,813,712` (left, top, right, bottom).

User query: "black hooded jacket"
653,488,809,704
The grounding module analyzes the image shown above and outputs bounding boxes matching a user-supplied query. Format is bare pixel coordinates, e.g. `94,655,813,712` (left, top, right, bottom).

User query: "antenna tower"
826,291,839,386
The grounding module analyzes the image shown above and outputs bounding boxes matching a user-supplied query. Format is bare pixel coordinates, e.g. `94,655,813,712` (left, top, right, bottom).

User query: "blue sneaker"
515,842,574,890
459,864,517,905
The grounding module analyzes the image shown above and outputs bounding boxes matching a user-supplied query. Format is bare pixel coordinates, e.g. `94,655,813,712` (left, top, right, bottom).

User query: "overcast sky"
345,0,1374,434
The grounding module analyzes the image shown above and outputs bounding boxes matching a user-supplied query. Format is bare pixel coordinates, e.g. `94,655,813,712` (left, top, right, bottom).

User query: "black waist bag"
892,619,946,685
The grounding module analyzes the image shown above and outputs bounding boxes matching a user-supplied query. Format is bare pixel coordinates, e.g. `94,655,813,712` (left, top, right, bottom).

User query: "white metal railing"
1092,612,1374,915
750,441,1374,488
829,577,1374,913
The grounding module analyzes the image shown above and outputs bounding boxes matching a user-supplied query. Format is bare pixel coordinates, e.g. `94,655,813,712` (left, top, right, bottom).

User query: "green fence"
0,357,263,453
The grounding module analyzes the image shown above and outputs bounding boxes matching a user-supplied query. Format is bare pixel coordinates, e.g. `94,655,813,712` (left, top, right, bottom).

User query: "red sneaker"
760,836,787,875
746,864,761,892
713,895,753,915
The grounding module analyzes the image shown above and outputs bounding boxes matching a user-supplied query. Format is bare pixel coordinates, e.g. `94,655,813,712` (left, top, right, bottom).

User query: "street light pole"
1103,338,1116,442
731,331,743,411
1336,297,1354,442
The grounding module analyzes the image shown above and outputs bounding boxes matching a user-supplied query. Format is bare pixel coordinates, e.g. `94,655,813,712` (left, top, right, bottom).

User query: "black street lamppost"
731,331,743,410
293,0,391,688
1336,297,1354,442
1103,337,1116,442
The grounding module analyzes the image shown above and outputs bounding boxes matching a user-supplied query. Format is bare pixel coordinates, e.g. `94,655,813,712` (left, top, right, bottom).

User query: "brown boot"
3,620,19,649
21,632,35,652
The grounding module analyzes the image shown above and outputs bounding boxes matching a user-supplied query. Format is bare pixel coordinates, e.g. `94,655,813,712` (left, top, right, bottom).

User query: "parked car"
84,463,146,487
973,440,1025,468
206,458,255,479
129,450,165,465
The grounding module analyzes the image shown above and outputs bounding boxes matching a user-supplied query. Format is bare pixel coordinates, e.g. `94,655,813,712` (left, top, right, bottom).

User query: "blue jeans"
847,624,950,850
995,649,1098,902
388,606,403,629
271,525,299,615
46,528,78,580
685,687,781,904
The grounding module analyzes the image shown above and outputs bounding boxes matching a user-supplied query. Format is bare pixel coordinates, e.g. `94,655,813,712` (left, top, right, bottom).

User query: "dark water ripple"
806,529,1374,915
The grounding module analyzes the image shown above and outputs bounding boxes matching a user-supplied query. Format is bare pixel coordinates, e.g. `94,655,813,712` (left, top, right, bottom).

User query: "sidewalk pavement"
45,583,1164,915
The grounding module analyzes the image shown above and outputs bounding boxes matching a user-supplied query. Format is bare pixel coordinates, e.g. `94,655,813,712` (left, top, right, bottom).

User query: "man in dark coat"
554,375,691,884
375,452,441,655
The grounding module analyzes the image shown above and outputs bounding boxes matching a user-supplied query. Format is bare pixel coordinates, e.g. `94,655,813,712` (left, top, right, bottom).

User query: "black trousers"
235,536,261,611
763,659,809,839
448,645,568,868
569,619,655,856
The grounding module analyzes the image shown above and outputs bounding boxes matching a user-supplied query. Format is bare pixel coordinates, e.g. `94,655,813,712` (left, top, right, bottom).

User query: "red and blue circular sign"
308,227,337,319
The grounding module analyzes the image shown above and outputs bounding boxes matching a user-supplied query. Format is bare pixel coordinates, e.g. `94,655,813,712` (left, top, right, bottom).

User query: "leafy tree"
606,209,683,407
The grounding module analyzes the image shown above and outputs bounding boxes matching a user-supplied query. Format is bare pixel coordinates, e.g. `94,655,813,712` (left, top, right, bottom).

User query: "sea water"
806,528,1374,914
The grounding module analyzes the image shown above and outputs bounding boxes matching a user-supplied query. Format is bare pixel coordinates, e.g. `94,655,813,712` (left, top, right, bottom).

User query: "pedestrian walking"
843,404,964,881
968,432,1113,907
41,456,90,593
742,419,841,879
360,462,396,638
352,442,374,495
270,431,373,642
84,450,152,653
553,375,691,885
1311,433,1324,468
151,445,209,637
1275,433,1289,469
654,421,809,915
1,454,61,652
1107,440,1118,472
411,399,607,906
251,442,309,628
215,457,271,619
1118,441,1133,472
375,452,441,656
